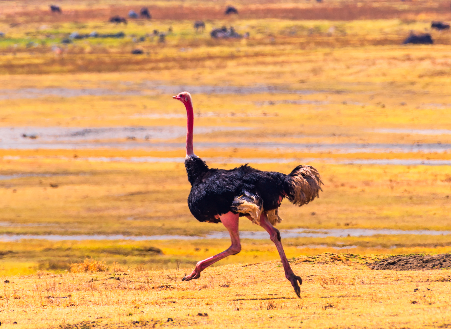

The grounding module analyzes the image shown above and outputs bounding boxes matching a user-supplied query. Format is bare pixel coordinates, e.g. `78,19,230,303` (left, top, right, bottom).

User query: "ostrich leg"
259,212,302,297
182,212,241,281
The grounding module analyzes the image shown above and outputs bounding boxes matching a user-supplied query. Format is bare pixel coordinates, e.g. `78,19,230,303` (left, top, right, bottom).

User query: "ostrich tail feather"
286,165,323,206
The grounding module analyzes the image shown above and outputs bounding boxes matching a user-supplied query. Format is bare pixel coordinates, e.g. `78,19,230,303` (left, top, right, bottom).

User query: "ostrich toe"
182,272,201,281
288,274,302,298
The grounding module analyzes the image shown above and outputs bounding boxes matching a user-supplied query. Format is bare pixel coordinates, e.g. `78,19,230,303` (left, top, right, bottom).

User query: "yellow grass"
1,257,451,328
2,237,451,277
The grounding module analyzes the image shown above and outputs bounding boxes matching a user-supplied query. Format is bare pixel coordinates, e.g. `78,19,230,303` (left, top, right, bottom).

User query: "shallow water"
0,174,32,180
0,173,76,181
297,244,358,250
209,228,451,240
375,128,451,135
133,112,279,119
2,155,451,167
0,228,449,242
0,221,57,227
0,126,246,150
0,88,142,100
0,234,201,242
338,159,451,166
0,84,323,100
1,128,450,154
418,103,451,110
188,142,451,154
65,157,451,166
254,100,330,106
139,81,323,96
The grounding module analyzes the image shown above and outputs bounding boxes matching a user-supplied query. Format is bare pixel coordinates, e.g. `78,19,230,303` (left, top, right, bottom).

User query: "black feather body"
185,156,290,223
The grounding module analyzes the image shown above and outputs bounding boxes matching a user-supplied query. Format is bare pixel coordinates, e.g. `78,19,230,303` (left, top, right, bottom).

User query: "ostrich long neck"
185,98,194,156
183,96,209,185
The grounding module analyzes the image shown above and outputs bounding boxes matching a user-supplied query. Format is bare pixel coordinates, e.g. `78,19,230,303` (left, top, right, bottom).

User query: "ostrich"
173,92,322,297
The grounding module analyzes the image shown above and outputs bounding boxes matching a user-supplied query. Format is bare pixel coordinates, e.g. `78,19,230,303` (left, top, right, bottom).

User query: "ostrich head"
173,91,192,105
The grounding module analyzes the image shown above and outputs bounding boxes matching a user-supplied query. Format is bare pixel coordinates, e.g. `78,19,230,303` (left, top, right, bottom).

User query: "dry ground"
1,256,451,328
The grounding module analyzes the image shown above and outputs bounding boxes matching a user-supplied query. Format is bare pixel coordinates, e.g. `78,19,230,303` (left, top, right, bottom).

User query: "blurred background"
0,0,451,275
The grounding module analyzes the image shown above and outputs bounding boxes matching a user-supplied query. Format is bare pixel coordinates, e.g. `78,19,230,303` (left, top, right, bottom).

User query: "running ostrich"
173,91,322,297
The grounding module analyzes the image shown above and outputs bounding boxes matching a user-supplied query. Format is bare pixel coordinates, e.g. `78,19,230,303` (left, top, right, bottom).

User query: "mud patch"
368,254,451,271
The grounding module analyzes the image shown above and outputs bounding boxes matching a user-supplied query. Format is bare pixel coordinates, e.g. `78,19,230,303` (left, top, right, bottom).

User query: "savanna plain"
1,0,451,327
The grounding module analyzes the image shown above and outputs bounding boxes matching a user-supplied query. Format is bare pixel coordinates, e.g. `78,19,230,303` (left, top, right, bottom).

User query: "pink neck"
184,98,194,156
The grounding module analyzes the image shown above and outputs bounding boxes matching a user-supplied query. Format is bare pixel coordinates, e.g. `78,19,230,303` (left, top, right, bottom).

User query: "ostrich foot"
182,271,201,281
288,274,302,298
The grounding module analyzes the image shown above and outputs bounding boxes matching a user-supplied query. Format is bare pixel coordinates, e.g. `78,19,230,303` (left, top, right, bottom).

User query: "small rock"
4,280,10,283
50,184,58,188
167,318,173,322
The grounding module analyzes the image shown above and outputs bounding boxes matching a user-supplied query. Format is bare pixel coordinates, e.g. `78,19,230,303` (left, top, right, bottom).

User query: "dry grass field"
2,257,451,328
1,0,451,327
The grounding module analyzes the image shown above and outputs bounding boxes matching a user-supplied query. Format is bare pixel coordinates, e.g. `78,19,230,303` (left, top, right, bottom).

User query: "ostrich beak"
173,95,180,100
